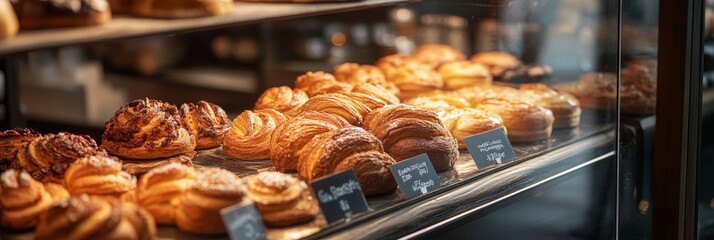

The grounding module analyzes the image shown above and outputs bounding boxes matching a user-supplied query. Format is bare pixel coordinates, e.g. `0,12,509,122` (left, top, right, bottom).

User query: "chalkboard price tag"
463,127,516,169
389,153,442,200
310,169,369,224
220,202,266,240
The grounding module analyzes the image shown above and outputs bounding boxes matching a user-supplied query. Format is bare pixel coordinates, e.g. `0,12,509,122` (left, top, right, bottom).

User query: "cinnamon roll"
438,61,492,89
295,71,337,91
136,163,196,225
223,109,287,160
475,98,554,142
254,86,309,116
245,172,319,227
179,101,231,149
518,83,581,128
64,152,136,198
412,44,466,67
0,170,60,230
0,128,41,171
440,108,505,149
15,132,98,183
298,93,370,126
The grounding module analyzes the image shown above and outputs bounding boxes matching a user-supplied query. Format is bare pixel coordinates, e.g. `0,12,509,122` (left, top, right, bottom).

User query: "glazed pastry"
35,195,156,240
298,93,370,126
294,71,337,91
440,108,505,149
223,109,287,160
0,128,40,171
180,101,231,150
518,83,581,128
136,163,196,225
254,86,309,116
363,104,459,171
0,170,57,230
412,44,466,67
15,132,98,183
297,127,396,196
245,172,319,227
132,0,232,18
438,61,492,89
176,168,249,235
380,59,444,100
475,98,554,142
270,111,350,172
351,82,400,105
64,152,136,198
306,79,353,97
12,0,111,30
470,51,522,78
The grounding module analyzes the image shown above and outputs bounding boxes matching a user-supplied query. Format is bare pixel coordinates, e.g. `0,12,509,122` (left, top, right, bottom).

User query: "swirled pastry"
35,195,156,240
136,163,196,225
438,61,492,89
518,83,581,128
475,98,554,142
306,79,353,97
412,44,466,67
223,109,287,160
364,104,459,171
270,111,350,172
179,101,230,149
254,86,309,116
297,127,396,196
298,93,370,126
176,168,249,235
0,170,66,230
440,108,505,149
295,71,337,91
64,152,136,198
15,132,98,183
0,128,41,171
245,172,319,227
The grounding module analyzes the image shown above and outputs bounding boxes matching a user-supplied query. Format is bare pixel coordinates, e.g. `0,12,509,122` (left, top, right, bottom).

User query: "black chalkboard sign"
309,169,369,224
463,127,516,169
389,153,442,200
220,201,266,240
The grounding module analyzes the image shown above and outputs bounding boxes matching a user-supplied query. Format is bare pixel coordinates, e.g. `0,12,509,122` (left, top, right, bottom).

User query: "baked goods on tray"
223,109,287,160
0,169,68,230
179,101,230,150
377,55,444,100
245,171,320,227
333,63,399,95
298,93,370,126
132,0,233,18
0,128,40,171
135,163,196,225
438,60,492,90
15,132,98,183
64,151,136,198
11,0,111,30
412,44,466,67
475,98,555,142
440,108,505,149
255,86,309,117
519,83,581,128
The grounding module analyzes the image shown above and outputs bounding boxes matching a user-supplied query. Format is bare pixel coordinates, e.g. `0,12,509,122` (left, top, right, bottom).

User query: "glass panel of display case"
700,1,714,238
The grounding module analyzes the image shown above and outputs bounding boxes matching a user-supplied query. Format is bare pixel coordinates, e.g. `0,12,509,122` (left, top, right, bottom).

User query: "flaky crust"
351,82,400,106
438,61,492,89
454,84,519,104
306,79,353,97
440,108,504,149
412,44,466,67
333,63,399,94
223,109,287,160
475,98,554,142
64,152,136,198
518,83,581,128
295,71,337,91
0,170,58,230
245,172,319,227
298,93,370,126
179,101,230,149
381,60,444,100
270,111,350,172
132,0,233,18
15,132,98,183
297,127,396,196
136,163,196,225
0,128,41,171
102,98,196,160
254,86,309,117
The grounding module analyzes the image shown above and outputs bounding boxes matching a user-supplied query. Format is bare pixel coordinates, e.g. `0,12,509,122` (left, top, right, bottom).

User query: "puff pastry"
351,82,400,106
519,83,581,128
254,86,309,116
438,60,492,89
0,170,66,230
180,101,231,149
306,79,353,97
245,171,319,227
298,93,370,126
378,57,444,100
412,44,466,67
440,108,505,149
64,152,137,198
223,109,287,160
333,63,399,94
295,71,337,91
136,163,196,225
0,128,41,171
475,98,554,142
15,132,98,183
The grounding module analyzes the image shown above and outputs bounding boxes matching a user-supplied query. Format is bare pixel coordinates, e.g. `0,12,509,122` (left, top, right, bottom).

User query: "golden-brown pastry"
12,0,112,30
35,195,156,240
412,44,466,67
440,108,505,149
132,0,232,18
471,51,522,78
454,84,519,104
306,79,353,97
405,91,471,113
0,170,59,230
15,132,98,183
179,101,230,150
351,82,400,105
270,111,350,172
136,163,196,225
176,168,249,235
107,0,132,14
438,61,492,89
332,63,400,95
0,128,40,171
295,71,337,91
64,152,136,198
363,104,459,171
379,59,444,100
297,127,396,196
223,109,287,160
475,98,554,142
0,0,18,38
518,83,581,128
44,182,70,202
298,93,371,126
254,86,309,116
245,171,319,227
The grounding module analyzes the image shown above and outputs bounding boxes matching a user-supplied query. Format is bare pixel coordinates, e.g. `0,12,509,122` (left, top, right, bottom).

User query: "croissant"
297,127,397,196
136,163,196,225
245,171,320,227
518,83,581,128
176,168,249,235
270,111,350,172
438,61,492,89
440,108,505,149
364,104,459,171
0,128,41,171
15,132,98,183
254,86,309,116
295,71,337,91
64,152,137,198
412,44,466,67
0,170,66,230
179,101,231,150
35,195,156,240
333,63,399,94
475,98,554,142
351,82,400,105
223,109,287,160
298,93,370,126
306,79,353,97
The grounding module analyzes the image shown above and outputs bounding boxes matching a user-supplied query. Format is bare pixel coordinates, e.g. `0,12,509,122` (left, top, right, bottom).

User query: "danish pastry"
0,170,64,230
298,93,370,126
245,171,319,227
180,101,231,149
0,128,40,171
64,152,136,198
15,132,98,183
255,86,309,116
295,71,337,91
223,109,287,160
136,163,196,225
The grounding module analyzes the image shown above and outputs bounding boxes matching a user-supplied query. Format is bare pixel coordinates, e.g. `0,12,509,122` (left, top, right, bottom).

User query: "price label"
220,202,266,240
389,153,442,200
309,169,369,224
463,127,516,169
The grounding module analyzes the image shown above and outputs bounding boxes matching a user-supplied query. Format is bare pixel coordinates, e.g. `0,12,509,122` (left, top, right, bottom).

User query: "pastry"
298,93,370,126
405,91,471,112
438,61,492,89
223,109,287,160
270,111,350,172
107,0,132,14
306,79,353,97
245,171,319,227
0,170,65,230
254,86,309,117
0,128,40,171
297,127,396,196
412,44,466,67
132,0,233,18
470,51,522,78
379,58,444,100
64,152,136,198
0,0,17,38
475,98,554,142
102,98,196,175
136,163,196,225
363,104,459,171
12,0,111,30
179,101,230,150
295,71,337,91
454,84,519,104
440,108,505,149
333,63,399,94
176,168,249,235
351,82,400,105
15,132,98,183
518,83,581,128
35,195,156,240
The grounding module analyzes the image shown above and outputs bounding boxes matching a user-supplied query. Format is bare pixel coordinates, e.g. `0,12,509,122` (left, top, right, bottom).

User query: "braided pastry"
15,132,98,183
438,61,492,89
35,195,156,240
179,101,230,149
0,170,67,230
295,71,337,91
176,168,249,235
440,108,505,149
254,86,309,117
363,104,459,171
412,44,466,67
136,163,196,225
245,171,319,227
298,93,370,126
518,83,581,128
297,127,397,196
223,109,287,160
0,128,41,171
64,152,136,198
270,111,350,172
475,98,554,142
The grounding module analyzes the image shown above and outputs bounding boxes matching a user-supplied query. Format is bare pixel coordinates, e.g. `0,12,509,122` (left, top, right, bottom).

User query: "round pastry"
0,0,18,38
475,98,554,142
412,44,466,67
0,128,41,171
179,101,231,150
351,82,400,105
470,51,522,78
518,83,581,128
136,163,196,225
12,0,111,30
176,168,249,235
440,108,505,149
35,195,156,240
294,71,337,91
557,72,616,110
64,152,136,198
298,93,370,126
254,86,309,117
15,132,98,183
306,79,353,97
0,170,58,230
382,60,444,100
454,84,519,104
363,104,459,171
270,111,350,172
405,91,471,112
132,0,233,18
297,127,397,196
223,109,287,160
44,182,70,202
245,172,319,227
107,0,132,14
438,61,492,89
